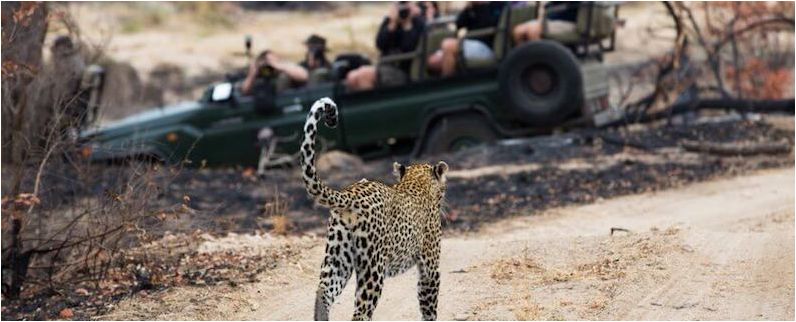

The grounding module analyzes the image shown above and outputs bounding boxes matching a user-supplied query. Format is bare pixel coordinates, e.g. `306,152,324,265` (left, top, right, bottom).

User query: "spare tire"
499,40,583,126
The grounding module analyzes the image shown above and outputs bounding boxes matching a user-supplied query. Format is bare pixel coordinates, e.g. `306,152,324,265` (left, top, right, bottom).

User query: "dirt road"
104,168,794,320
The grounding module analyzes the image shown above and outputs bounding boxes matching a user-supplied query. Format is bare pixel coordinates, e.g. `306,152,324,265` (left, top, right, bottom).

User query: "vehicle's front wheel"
421,114,497,156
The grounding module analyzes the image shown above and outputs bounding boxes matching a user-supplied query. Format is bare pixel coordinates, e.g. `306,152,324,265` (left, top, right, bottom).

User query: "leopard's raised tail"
298,97,348,210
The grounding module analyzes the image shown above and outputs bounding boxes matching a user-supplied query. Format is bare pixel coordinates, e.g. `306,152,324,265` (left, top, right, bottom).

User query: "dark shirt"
248,77,277,112
545,1,581,22
456,2,507,45
299,56,331,71
375,16,425,73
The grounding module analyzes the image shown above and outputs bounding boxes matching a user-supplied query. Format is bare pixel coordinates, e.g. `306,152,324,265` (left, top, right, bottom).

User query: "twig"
610,227,631,236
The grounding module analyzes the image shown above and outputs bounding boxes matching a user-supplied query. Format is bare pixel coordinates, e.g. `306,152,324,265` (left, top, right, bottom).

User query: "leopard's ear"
393,162,406,180
433,161,448,183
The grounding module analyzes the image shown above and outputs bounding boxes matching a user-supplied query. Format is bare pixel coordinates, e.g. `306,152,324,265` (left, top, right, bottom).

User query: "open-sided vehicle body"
80,2,620,167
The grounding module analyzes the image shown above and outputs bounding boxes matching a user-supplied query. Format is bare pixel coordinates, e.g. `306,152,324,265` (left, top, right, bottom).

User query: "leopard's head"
393,161,449,204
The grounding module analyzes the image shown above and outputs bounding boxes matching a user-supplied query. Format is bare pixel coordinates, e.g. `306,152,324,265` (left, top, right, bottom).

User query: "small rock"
59,308,74,319
450,268,468,274
454,313,469,321
316,151,364,173
650,302,663,306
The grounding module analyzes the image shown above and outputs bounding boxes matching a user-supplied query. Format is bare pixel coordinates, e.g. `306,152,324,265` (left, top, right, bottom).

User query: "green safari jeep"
79,2,620,168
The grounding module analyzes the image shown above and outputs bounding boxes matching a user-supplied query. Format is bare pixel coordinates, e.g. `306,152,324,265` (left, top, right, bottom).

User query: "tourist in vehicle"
427,1,507,77
299,34,334,85
345,1,425,91
241,49,310,96
512,2,581,44
418,1,440,23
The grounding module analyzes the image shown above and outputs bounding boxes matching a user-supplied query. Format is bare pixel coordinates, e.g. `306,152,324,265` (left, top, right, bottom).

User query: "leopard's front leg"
417,235,441,320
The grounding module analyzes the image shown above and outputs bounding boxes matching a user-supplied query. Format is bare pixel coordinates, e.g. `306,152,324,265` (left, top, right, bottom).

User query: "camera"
255,51,276,78
397,1,410,20
259,64,275,78
309,46,325,62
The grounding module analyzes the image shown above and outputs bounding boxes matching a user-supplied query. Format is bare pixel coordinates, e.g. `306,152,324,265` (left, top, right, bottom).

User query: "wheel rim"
449,137,481,152
522,64,558,96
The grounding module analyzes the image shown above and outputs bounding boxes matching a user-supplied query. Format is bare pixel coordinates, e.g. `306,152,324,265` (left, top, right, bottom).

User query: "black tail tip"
318,98,338,128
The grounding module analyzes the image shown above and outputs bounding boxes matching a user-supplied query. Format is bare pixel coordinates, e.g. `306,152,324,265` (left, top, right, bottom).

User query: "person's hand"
248,59,259,75
390,3,400,20
387,3,399,30
422,1,437,21
409,2,421,18
264,52,279,67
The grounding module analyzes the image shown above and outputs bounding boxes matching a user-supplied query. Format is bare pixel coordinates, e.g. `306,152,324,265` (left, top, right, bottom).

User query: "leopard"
298,97,448,321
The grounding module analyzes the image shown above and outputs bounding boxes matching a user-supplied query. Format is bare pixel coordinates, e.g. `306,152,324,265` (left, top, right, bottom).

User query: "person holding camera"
345,1,426,91
300,34,331,71
298,34,334,86
242,50,309,96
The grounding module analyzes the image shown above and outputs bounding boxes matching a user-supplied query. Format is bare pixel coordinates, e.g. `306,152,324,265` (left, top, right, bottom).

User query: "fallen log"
680,139,793,156
604,98,795,128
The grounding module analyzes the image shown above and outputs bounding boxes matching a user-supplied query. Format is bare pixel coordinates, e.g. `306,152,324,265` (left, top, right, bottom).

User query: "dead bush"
1,4,184,319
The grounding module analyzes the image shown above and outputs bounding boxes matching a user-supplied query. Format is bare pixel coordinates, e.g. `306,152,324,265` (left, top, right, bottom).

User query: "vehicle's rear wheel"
421,114,497,156
499,40,583,126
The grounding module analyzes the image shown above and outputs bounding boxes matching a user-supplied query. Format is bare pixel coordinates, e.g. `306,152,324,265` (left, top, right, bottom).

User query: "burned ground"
149,116,793,236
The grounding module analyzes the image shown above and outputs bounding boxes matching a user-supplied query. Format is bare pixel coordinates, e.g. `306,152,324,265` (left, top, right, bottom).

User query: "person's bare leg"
513,22,530,44
345,68,361,90
347,66,376,92
513,21,543,45
427,50,444,75
359,66,377,91
440,38,459,77
528,21,543,40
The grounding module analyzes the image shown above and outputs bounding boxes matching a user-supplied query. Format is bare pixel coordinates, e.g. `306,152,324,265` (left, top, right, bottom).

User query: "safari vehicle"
79,2,620,167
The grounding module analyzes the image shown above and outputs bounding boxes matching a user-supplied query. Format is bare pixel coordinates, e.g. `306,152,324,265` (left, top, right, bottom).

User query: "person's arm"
455,5,469,31
375,17,396,54
273,61,309,84
267,54,309,84
407,17,426,51
241,60,259,95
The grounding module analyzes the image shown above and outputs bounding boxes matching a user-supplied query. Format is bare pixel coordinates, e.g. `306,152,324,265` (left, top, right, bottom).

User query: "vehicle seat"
543,3,615,45
308,67,332,85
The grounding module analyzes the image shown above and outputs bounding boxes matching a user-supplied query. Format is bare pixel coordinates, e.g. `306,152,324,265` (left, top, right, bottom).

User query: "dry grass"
513,295,543,320
260,185,292,236
487,227,687,320
270,215,292,236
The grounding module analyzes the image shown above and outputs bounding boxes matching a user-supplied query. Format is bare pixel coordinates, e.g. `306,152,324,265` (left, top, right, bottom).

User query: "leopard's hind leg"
351,234,385,321
314,216,355,320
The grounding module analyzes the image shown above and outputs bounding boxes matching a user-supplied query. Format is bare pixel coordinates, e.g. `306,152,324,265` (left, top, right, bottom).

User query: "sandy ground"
62,2,671,80
102,167,794,321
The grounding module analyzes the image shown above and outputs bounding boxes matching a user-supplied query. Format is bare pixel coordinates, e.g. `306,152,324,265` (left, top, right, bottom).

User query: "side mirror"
211,82,233,102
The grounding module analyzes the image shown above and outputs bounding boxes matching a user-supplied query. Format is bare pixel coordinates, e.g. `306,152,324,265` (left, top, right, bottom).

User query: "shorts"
545,20,577,36
377,65,408,87
461,39,496,62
